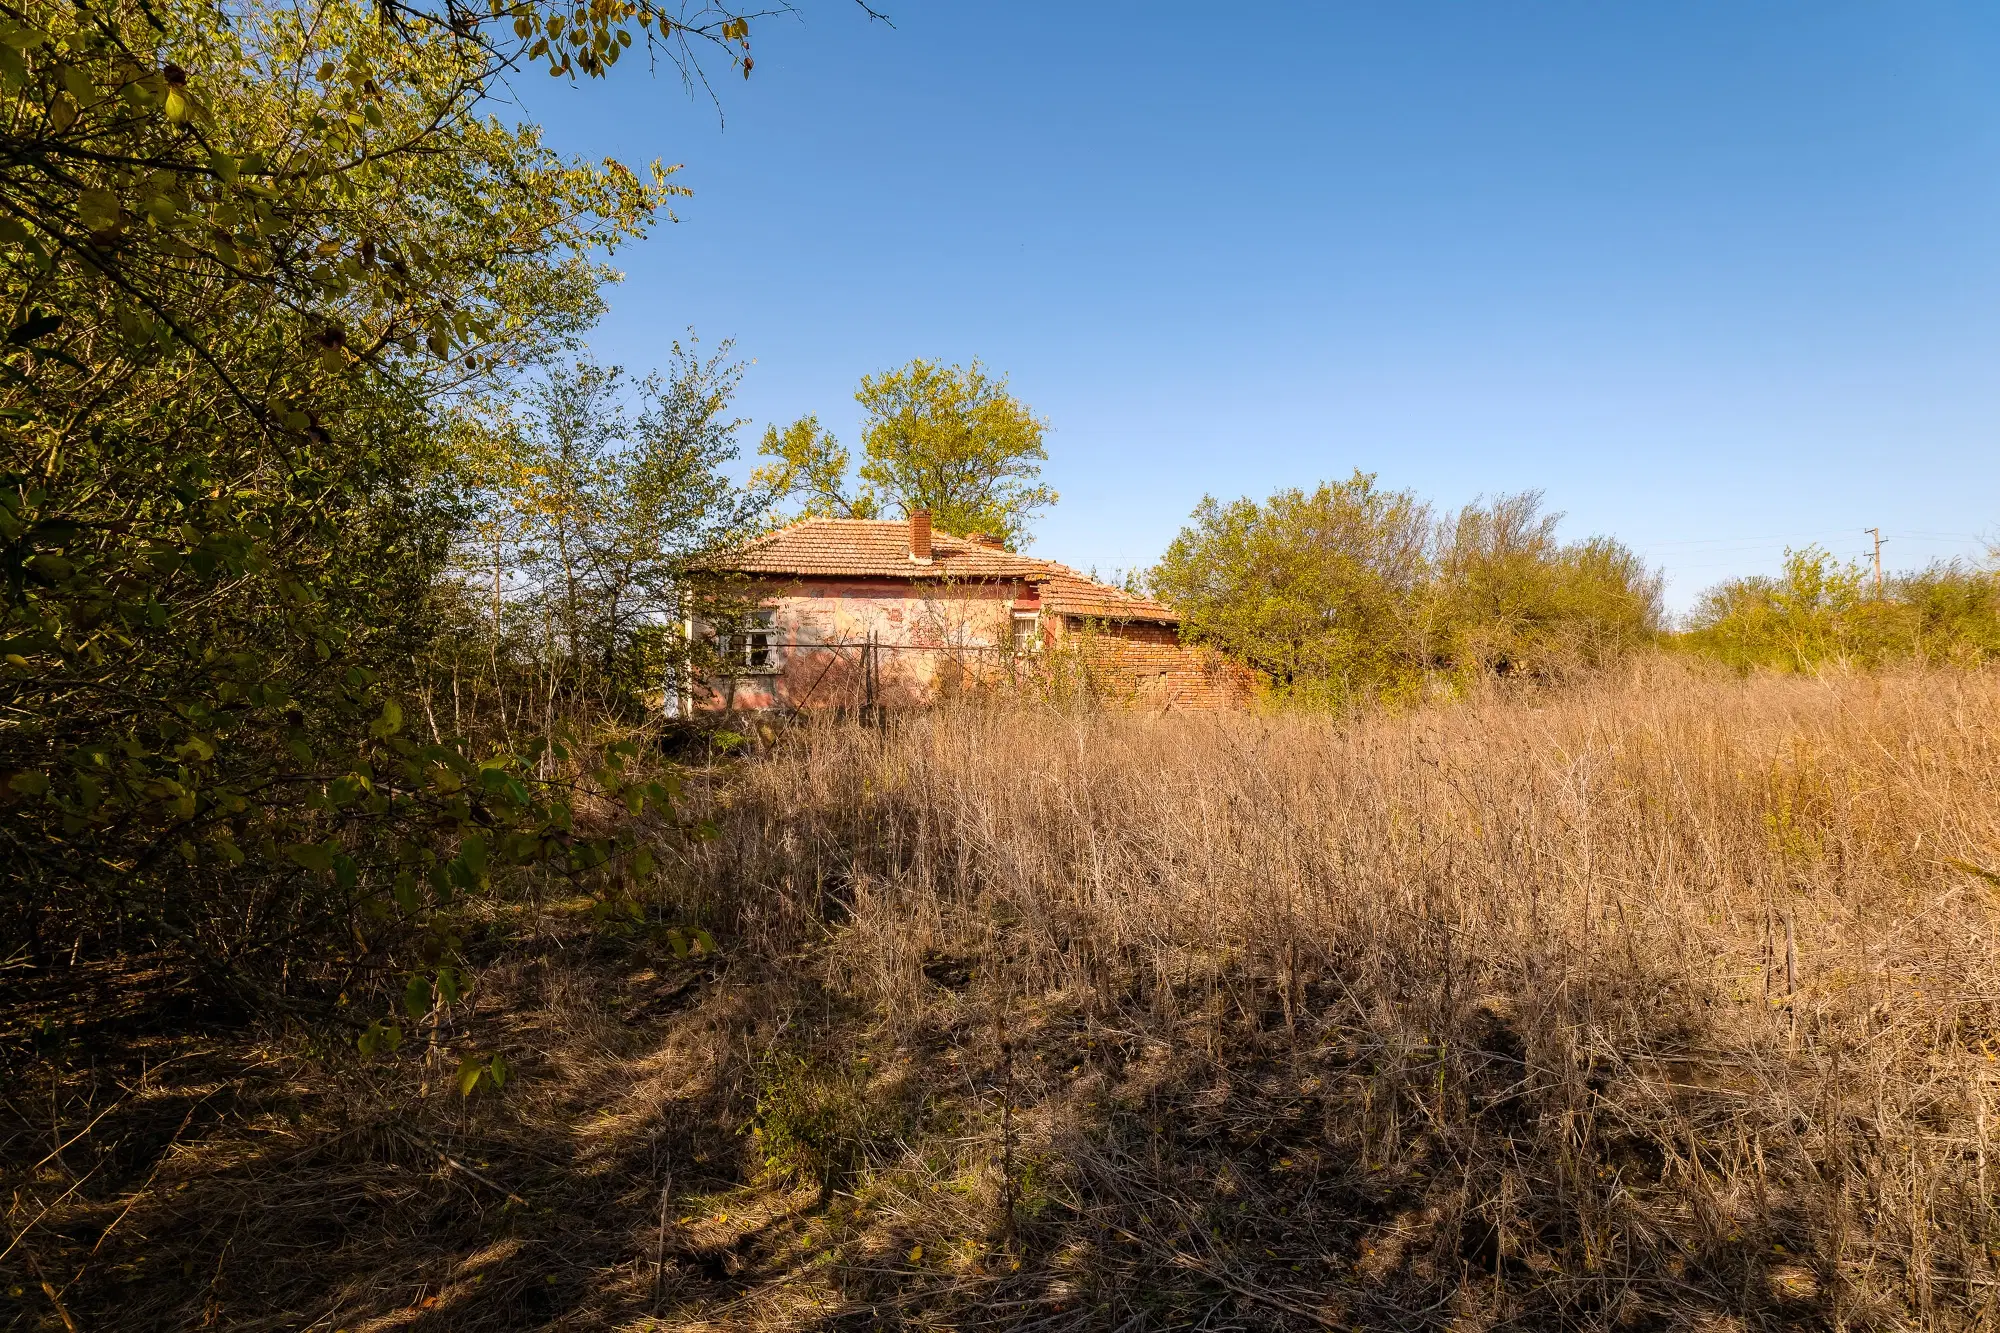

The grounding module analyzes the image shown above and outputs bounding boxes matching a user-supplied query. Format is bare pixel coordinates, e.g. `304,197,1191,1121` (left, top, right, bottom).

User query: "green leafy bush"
1150,474,1662,707
1680,546,2000,671
0,0,676,1000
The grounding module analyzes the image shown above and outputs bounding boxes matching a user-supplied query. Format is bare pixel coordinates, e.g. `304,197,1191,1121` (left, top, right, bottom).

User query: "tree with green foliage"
0,0,779,1005
1150,473,1432,702
751,413,880,520
1683,546,2000,671
1151,475,1662,706
455,341,767,723
754,358,1056,547
1428,491,1663,675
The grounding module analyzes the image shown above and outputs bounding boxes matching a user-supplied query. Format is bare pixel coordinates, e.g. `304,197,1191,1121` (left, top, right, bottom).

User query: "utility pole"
1865,527,1883,598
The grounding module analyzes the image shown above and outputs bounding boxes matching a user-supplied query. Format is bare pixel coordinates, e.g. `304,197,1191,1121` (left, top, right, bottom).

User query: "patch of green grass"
749,1046,913,1193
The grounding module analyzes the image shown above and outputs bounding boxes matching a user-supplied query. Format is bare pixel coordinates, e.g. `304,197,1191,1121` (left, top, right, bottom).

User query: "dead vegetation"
9,659,2000,1330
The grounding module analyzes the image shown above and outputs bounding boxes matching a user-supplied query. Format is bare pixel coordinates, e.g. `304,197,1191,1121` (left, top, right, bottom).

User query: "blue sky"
515,2,2000,611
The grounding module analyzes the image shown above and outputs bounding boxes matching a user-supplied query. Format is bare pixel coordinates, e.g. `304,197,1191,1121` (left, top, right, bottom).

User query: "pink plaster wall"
692,576,1216,713
696,576,1026,712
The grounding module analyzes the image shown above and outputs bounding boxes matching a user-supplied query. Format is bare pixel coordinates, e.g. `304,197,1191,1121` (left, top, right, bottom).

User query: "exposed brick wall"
1059,637,1257,712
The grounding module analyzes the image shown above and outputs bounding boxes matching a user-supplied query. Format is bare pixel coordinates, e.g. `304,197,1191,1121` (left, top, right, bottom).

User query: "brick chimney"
908,508,933,563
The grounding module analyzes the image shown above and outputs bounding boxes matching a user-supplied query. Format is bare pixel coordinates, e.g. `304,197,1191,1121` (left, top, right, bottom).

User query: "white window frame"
1011,610,1043,657
716,608,779,674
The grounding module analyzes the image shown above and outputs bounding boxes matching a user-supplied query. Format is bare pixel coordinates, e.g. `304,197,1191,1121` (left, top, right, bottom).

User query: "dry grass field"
9,659,2000,1331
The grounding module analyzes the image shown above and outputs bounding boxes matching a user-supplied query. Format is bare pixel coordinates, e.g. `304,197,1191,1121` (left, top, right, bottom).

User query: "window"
744,610,774,668
717,609,777,671
1011,611,1042,657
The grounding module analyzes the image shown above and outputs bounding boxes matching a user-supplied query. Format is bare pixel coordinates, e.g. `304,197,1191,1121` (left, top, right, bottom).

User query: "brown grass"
9,658,2000,1330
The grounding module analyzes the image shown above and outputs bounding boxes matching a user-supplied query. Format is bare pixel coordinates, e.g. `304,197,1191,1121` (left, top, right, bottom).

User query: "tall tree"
754,359,1056,547
463,341,766,718
1429,491,1662,673
1151,473,1433,699
1152,477,1662,705
751,414,879,520
0,0,677,991
855,359,1054,545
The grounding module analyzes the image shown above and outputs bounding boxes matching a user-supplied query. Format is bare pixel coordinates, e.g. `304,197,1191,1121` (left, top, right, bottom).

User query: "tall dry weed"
674,658,2000,1328
16,659,2000,1331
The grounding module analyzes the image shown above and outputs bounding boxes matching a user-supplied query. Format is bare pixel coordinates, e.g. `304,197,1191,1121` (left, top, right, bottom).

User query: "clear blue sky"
516,2,2000,611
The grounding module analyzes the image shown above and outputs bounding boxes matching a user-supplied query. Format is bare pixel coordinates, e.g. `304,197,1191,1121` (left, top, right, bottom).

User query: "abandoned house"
687,511,1252,713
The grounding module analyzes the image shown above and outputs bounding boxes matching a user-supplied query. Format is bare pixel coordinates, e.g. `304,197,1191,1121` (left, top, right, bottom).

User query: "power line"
1633,532,1866,548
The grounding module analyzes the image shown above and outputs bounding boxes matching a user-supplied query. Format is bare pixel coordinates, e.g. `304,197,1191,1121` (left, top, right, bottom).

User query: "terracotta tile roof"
724,518,1046,579
1034,572,1178,623
717,518,1180,625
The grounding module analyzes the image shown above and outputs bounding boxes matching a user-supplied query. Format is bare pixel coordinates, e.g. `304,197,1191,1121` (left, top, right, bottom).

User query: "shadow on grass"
3,928,1850,1333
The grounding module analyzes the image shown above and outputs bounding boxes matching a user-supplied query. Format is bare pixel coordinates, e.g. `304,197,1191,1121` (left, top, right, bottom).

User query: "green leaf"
359,1018,403,1057
488,1053,509,1089
285,841,334,873
3,0,687,1036
403,972,432,1020
456,1054,485,1096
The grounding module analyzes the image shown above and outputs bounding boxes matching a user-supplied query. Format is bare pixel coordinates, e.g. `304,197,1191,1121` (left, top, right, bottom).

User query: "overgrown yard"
9,661,2000,1331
